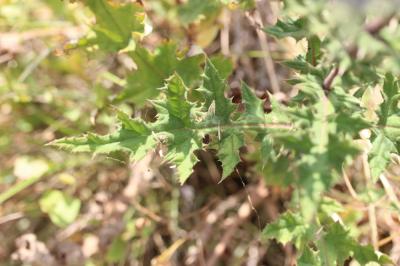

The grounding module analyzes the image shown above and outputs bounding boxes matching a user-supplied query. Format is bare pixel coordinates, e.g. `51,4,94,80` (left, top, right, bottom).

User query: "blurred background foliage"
1,0,400,265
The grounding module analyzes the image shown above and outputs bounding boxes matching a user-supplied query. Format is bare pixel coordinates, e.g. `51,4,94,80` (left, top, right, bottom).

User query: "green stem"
0,175,42,205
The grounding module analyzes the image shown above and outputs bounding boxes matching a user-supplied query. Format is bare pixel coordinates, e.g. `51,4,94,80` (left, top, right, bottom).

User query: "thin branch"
362,153,379,249
245,10,280,93
342,167,359,200
322,66,339,94
365,13,395,35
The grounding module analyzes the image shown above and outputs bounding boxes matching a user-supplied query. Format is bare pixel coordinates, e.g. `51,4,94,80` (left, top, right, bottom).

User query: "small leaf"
119,43,204,105
86,0,146,51
106,236,125,263
262,212,309,249
384,115,400,142
39,190,81,228
317,222,353,265
49,127,155,162
178,0,221,24
305,35,321,66
209,55,234,79
380,73,399,124
217,130,244,180
369,133,396,181
201,59,235,124
264,18,307,41
240,82,264,121
298,247,322,266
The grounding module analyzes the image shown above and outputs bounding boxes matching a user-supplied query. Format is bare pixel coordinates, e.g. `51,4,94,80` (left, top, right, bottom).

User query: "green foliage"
264,18,307,40
265,215,391,265
118,43,204,104
51,60,263,183
262,212,309,249
44,0,400,264
85,0,146,51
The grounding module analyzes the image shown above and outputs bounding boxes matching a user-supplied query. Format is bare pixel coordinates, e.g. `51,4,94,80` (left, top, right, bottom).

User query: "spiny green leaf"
283,56,321,76
317,222,392,265
298,247,322,266
178,0,221,24
86,0,146,51
152,74,203,183
153,75,203,183
384,115,400,142
240,82,265,121
264,18,307,41
119,43,204,105
353,244,393,265
157,74,194,127
317,222,353,265
217,130,244,180
306,35,322,66
263,212,309,249
201,59,236,124
380,73,399,124
209,55,234,79
260,134,277,165
369,133,396,181
49,129,155,162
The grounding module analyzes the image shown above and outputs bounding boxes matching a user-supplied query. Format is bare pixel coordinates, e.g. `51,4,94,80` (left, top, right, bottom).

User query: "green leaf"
51,73,203,184
379,73,399,124
201,59,236,124
240,82,264,122
306,35,322,66
178,0,221,24
86,0,146,51
217,130,244,180
165,135,200,184
264,18,307,41
317,222,392,265
106,236,125,263
39,190,81,228
317,222,353,265
369,133,396,181
153,74,203,183
49,123,155,161
262,212,309,249
283,56,321,76
353,244,392,265
298,247,322,266
260,134,277,165
384,115,400,142
209,55,234,79
119,43,204,105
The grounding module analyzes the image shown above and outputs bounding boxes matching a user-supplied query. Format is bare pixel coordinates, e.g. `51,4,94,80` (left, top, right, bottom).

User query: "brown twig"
322,66,339,94
365,13,395,35
245,9,280,93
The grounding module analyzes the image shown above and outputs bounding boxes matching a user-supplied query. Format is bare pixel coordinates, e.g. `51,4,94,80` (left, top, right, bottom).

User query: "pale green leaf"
262,212,308,249
49,128,154,162
118,43,204,105
217,130,244,180
240,82,264,122
201,59,235,124
264,18,307,41
178,0,221,24
369,133,396,181
298,247,322,266
39,190,81,228
86,0,146,51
